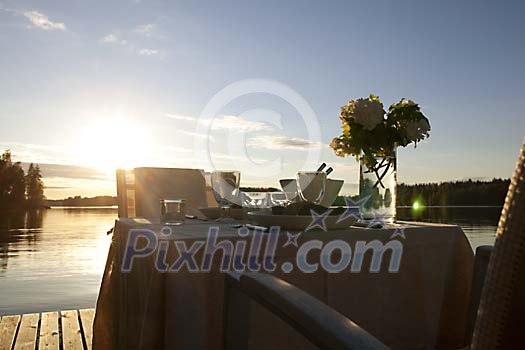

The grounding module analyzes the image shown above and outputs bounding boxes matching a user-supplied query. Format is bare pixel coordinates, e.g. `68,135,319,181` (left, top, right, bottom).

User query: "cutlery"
245,223,269,232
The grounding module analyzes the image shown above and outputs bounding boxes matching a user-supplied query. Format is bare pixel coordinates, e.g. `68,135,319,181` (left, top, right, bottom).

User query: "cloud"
174,129,216,142
20,162,110,181
164,113,272,132
0,4,15,13
138,48,159,56
247,135,325,150
212,115,272,132
101,33,161,57
101,23,163,57
135,23,154,36
23,11,65,30
164,113,196,122
102,33,117,43
0,141,72,165
101,33,127,45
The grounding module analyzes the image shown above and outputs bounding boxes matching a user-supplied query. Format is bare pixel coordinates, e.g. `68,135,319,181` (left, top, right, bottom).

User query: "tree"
396,178,510,206
25,163,45,208
0,150,26,210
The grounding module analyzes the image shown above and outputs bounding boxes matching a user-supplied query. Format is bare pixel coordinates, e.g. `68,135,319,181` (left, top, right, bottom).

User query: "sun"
75,119,153,173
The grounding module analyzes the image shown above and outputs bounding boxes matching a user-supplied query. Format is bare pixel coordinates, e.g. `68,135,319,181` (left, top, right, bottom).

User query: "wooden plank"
78,309,94,350
39,312,59,350
14,313,39,350
0,315,20,350
61,310,83,350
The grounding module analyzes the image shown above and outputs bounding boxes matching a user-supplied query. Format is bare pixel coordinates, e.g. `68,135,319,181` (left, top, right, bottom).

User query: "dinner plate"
246,210,357,231
198,207,244,220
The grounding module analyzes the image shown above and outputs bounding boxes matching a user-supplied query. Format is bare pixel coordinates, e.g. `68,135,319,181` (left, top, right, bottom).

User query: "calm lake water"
0,206,499,315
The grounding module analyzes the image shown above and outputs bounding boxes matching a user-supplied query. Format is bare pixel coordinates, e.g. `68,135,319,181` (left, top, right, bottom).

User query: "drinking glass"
240,191,269,219
211,171,241,221
241,192,268,209
266,192,291,208
160,199,186,225
297,171,326,205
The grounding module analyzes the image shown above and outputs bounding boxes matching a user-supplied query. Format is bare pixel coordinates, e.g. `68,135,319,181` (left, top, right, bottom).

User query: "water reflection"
0,207,115,315
0,210,45,272
397,206,501,225
0,209,45,229
398,206,499,248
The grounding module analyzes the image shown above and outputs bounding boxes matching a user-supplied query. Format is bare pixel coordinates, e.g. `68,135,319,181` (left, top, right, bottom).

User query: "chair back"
116,167,208,218
471,139,525,349
223,272,389,350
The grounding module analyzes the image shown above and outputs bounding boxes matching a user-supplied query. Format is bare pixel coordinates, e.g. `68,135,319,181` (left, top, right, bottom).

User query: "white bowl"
279,178,344,208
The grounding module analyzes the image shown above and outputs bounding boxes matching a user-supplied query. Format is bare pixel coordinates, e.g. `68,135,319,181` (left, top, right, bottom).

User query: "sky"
1,0,524,199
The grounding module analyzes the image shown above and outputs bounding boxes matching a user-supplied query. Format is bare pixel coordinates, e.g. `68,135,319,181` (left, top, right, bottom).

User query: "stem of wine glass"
220,204,231,220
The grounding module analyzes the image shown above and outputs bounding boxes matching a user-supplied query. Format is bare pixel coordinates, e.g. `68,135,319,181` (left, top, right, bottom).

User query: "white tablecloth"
94,219,474,350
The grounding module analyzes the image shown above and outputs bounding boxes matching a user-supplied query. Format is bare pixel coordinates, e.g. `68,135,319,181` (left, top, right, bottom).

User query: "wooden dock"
0,309,94,350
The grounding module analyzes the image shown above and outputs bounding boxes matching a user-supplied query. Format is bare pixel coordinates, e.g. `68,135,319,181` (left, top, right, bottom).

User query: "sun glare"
75,119,153,173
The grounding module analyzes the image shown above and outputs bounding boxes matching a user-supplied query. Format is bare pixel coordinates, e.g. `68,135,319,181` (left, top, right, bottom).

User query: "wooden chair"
223,272,389,350
116,167,208,219
223,139,525,349
470,140,525,348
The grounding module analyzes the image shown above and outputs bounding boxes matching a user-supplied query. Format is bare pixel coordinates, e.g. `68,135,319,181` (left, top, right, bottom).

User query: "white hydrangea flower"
352,98,385,130
406,119,430,142
400,99,416,106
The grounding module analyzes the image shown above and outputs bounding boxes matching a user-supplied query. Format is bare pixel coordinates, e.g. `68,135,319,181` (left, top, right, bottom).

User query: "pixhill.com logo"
121,199,405,274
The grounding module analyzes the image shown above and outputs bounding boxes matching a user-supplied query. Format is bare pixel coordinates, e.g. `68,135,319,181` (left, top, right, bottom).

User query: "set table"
93,218,474,350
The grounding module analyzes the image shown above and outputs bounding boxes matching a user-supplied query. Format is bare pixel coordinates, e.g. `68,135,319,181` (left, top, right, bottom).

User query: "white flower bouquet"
330,94,430,170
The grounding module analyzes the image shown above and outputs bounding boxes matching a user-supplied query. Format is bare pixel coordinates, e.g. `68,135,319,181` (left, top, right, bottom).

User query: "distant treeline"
45,190,283,207
240,187,280,192
46,195,117,207
396,178,509,206
47,179,510,208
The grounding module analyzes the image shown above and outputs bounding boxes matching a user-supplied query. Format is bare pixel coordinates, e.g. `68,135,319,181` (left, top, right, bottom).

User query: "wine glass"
211,171,241,221
297,171,326,205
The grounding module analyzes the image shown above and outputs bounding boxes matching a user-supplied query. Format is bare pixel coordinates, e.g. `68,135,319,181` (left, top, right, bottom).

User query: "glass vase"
359,150,397,223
